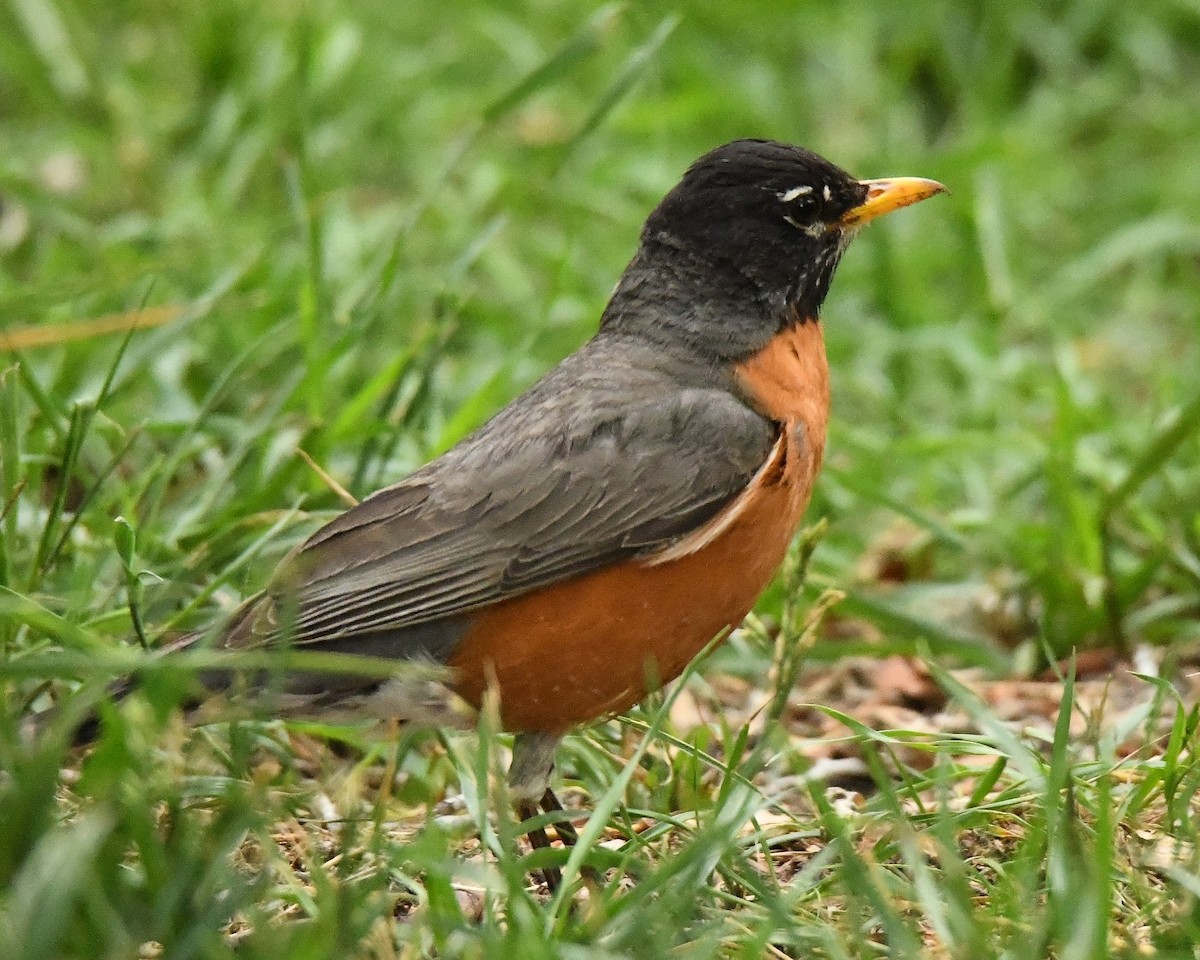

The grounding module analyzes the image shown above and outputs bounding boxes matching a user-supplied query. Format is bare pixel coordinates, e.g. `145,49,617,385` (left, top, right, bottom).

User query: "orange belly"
448,319,829,733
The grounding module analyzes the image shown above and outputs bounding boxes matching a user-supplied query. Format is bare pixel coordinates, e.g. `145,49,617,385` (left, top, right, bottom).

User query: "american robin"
101,140,944,885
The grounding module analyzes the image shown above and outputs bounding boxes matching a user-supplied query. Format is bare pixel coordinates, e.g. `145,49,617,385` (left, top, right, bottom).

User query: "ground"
1,1,1199,957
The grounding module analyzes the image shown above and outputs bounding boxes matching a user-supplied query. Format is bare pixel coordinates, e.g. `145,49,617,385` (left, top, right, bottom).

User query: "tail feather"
65,630,207,746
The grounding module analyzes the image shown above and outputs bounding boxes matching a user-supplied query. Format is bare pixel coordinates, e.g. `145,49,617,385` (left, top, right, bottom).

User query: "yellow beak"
840,177,947,227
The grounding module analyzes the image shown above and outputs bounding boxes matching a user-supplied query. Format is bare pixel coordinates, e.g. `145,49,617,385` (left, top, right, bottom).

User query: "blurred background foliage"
1,0,1199,956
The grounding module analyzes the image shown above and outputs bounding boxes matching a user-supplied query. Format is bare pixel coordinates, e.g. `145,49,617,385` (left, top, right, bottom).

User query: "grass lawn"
2,0,1200,956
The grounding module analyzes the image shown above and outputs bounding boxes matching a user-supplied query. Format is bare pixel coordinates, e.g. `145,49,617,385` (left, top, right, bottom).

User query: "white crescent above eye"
778,185,813,202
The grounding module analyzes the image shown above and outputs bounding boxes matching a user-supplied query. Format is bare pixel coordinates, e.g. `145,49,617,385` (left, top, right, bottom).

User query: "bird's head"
639,139,945,325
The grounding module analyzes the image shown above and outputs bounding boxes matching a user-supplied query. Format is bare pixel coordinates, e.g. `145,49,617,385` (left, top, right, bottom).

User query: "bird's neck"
599,240,806,363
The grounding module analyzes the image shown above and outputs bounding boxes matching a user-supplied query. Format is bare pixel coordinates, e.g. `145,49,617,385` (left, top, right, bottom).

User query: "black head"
636,139,943,327
644,140,868,320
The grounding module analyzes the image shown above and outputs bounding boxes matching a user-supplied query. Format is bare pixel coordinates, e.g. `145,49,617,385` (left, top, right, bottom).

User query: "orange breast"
734,316,830,467
448,320,830,732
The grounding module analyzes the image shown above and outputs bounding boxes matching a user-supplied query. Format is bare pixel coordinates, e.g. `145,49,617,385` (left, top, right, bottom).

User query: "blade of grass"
7,0,88,100
481,5,621,123
0,809,114,960
0,305,181,351
1103,386,1200,517
0,365,20,606
555,14,679,167
924,655,1046,788
28,400,91,585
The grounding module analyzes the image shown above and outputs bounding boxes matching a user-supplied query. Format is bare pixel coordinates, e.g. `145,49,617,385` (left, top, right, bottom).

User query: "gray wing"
225,346,774,658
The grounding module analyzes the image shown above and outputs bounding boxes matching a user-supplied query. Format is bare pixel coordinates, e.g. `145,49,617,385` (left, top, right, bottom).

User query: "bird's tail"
61,629,208,746
53,593,274,745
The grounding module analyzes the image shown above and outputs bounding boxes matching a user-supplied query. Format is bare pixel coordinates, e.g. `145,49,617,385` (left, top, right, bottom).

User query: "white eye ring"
778,185,813,203
822,184,832,201
784,214,827,237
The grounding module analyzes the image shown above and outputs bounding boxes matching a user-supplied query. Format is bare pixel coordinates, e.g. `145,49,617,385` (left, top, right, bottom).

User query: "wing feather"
224,348,775,659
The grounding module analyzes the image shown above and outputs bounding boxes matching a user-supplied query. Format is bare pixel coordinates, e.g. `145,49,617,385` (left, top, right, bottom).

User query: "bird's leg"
516,796,561,892
536,784,607,888
537,786,578,847
509,731,564,891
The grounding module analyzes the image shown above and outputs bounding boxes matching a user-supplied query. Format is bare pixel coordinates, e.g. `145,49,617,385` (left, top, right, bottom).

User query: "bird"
88,139,944,888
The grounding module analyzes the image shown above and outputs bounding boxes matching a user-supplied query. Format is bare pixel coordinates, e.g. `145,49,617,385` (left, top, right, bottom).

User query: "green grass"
2,0,1200,956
